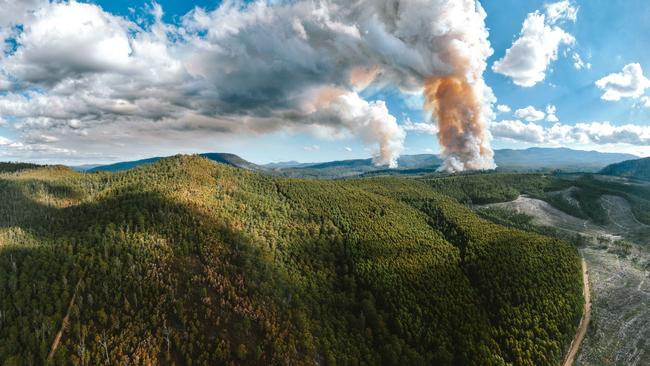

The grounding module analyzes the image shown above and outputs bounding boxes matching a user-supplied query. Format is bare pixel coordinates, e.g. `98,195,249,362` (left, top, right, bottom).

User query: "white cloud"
595,63,650,101
545,104,559,122
0,73,10,90
303,145,320,151
546,115,559,123
572,53,590,70
0,135,12,145
496,104,511,113
641,96,650,108
491,120,545,143
403,118,438,135
492,120,650,146
514,106,545,122
0,0,493,166
492,8,574,87
344,146,352,152
545,1,578,24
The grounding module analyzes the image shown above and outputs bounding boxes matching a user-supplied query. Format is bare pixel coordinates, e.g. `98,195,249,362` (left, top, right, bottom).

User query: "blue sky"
485,0,650,125
249,0,650,162
1,0,650,166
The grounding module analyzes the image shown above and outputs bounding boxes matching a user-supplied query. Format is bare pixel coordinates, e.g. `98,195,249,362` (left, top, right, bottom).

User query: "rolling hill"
0,157,582,365
83,152,261,172
600,157,650,181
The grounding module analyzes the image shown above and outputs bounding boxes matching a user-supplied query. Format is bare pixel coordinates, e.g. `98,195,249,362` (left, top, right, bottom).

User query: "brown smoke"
424,76,494,172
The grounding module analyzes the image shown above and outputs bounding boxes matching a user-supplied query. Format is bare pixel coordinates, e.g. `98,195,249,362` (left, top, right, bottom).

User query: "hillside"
600,157,650,181
85,153,260,172
0,157,583,365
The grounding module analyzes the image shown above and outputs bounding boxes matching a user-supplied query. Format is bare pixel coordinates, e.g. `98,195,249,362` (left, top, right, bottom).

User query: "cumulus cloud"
545,0,578,24
491,120,545,143
595,63,650,101
514,106,545,122
0,135,12,145
492,1,575,87
492,120,650,146
0,0,496,168
3,2,136,85
545,104,559,122
496,104,511,113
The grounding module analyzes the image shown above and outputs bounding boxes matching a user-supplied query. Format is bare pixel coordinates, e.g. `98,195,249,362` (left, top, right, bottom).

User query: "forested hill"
600,157,650,181
85,152,260,172
0,156,582,365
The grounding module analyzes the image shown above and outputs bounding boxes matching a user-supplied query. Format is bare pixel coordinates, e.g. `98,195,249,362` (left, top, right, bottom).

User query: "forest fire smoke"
425,76,494,172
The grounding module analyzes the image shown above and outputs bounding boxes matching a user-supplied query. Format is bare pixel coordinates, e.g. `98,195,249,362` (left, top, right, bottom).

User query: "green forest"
0,156,583,365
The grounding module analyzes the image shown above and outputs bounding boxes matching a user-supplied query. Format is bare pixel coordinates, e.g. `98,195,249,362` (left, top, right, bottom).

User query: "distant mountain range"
494,147,637,172
600,157,650,181
74,147,638,177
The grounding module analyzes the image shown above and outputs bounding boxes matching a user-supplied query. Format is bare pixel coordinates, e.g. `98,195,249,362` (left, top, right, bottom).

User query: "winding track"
562,259,591,366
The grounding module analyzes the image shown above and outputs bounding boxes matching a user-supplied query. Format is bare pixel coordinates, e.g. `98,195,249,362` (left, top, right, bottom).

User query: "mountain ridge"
600,157,650,181
73,147,637,176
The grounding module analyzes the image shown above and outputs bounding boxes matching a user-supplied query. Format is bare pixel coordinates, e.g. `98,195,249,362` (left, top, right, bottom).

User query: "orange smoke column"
425,76,494,172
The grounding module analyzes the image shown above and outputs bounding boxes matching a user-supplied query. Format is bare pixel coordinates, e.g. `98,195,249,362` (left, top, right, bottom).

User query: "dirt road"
563,259,591,366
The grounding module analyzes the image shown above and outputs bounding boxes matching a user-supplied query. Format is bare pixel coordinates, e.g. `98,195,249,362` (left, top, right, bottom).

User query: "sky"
0,0,650,166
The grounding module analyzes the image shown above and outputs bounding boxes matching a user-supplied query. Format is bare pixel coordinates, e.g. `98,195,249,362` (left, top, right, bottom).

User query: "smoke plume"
425,76,494,172
417,1,496,172
0,0,498,167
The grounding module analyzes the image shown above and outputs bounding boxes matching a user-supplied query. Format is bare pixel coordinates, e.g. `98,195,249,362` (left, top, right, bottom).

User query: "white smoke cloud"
0,0,497,168
492,2,575,87
514,106,546,122
309,90,405,167
595,63,650,101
